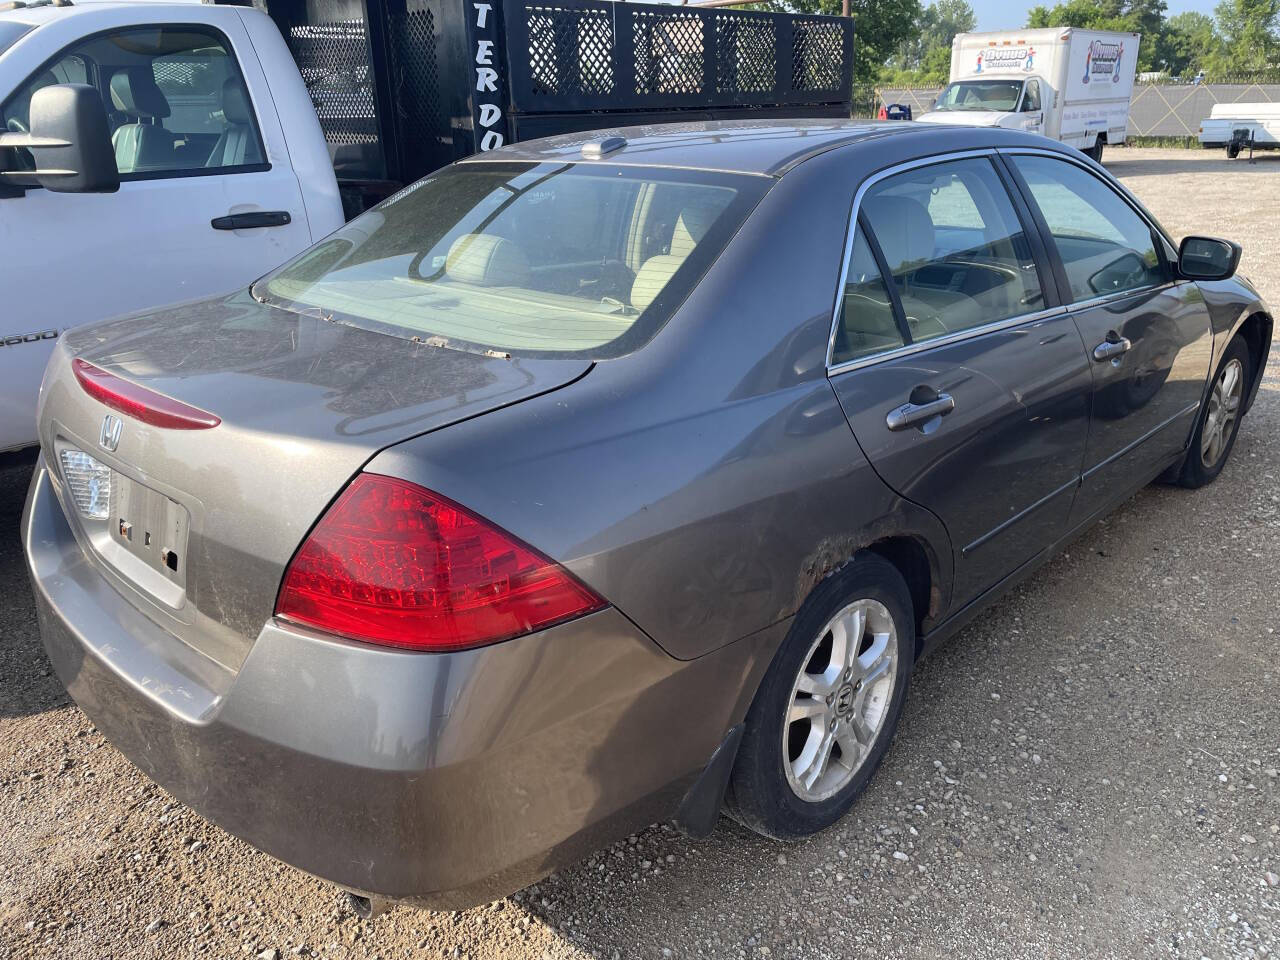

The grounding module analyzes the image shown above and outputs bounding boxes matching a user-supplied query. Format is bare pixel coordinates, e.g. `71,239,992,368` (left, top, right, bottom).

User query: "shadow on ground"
0,451,69,719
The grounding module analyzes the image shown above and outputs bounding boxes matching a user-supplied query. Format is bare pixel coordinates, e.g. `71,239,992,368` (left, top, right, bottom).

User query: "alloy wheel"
1201,357,1243,469
782,599,898,803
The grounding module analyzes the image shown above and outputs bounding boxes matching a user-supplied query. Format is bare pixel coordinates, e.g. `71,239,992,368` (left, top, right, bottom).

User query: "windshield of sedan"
256,162,768,359
0,21,33,58
933,80,1024,112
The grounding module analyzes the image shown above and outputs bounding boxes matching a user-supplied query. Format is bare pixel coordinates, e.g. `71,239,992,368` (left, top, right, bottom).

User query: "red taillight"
275,474,606,652
72,358,220,430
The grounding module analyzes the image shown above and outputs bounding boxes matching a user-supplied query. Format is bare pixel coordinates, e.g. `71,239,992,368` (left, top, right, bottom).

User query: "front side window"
1011,154,1168,302
0,25,264,177
1022,80,1041,112
859,157,1043,345
258,163,768,359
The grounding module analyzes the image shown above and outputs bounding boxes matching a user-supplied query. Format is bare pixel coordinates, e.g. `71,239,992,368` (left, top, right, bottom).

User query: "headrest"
860,195,934,270
629,254,683,313
109,67,170,120
221,78,252,125
445,234,530,287
668,203,719,258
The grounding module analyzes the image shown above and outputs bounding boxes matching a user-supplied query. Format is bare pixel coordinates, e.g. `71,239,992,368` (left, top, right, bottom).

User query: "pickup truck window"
933,80,1024,112
0,25,265,178
257,162,769,359
0,22,32,58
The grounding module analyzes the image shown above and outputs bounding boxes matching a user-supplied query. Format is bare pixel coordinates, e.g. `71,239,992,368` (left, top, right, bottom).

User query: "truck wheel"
1090,139,1105,163
1227,142,1241,159
725,554,913,840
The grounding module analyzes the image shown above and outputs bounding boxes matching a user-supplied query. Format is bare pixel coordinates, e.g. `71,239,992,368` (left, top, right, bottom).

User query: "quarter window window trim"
0,22,270,185
826,150,1055,373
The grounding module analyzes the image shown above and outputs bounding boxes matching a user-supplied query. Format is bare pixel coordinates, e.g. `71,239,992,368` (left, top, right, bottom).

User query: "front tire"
1178,333,1251,488
726,554,913,840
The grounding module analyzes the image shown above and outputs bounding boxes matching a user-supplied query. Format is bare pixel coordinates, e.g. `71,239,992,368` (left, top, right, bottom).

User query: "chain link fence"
856,81,1280,138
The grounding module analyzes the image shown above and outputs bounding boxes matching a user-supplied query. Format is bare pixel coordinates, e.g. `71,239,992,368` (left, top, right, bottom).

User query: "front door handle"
886,391,955,431
1093,333,1132,361
211,211,292,230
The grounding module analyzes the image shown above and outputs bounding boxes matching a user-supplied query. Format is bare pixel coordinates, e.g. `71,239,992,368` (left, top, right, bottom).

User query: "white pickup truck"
0,0,855,451
916,27,1141,162
0,0,344,452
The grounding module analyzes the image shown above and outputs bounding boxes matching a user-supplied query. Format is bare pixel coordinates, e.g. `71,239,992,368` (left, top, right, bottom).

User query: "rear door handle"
886,392,955,431
211,211,292,230
1093,334,1132,361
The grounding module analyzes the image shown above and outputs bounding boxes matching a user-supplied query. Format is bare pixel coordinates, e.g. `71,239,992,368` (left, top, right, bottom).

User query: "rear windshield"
257,162,768,359
0,21,32,57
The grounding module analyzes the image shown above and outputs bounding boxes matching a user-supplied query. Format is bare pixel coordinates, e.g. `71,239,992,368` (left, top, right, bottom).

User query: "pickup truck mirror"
0,84,118,194
1178,235,1241,281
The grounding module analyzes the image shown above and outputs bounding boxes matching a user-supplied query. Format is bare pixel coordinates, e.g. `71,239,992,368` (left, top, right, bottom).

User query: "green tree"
884,0,975,84
1204,0,1279,74
1024,0,1166,70
1164,11,1220,75
753,0,922,81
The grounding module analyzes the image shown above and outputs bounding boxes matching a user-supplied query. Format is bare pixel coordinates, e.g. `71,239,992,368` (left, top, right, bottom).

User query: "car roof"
462,118,1071,178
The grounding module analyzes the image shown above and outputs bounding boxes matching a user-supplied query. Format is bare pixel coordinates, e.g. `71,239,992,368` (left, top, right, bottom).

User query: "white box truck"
916,27,1140,162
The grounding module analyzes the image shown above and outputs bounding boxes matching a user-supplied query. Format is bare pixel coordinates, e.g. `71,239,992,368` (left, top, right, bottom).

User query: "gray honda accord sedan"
23,120,1271,911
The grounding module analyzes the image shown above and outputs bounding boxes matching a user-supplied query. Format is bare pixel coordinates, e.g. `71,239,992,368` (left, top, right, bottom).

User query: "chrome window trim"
825,148,1050,375
827,304,1069,377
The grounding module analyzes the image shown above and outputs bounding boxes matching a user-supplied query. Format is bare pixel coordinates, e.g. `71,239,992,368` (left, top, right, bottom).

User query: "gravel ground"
2,147,1278,960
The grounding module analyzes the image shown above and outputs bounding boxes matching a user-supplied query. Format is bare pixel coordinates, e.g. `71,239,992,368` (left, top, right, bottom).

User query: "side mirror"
0,84,118,194
1178,235,1241,281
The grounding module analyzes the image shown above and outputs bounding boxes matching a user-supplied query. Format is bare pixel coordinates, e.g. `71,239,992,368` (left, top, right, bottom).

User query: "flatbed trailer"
262,0,855,214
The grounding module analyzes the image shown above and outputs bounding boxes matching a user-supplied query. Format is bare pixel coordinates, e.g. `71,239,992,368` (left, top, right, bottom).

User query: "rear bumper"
22,457,774,908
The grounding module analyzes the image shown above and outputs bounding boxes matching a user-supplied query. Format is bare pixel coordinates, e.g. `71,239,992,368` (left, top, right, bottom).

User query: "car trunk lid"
39,291,591,671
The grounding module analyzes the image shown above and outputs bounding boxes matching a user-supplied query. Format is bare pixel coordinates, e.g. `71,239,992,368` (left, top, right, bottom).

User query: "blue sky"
970,0,1218,30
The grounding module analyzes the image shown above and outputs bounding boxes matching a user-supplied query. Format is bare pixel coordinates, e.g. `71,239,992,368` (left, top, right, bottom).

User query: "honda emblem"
99,414,122,452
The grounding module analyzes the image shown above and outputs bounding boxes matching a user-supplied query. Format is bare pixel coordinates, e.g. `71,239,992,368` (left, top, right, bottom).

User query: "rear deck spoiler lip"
72,358,221,430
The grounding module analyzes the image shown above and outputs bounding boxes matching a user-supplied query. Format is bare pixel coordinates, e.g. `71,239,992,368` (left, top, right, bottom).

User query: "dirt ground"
1,147,1278,960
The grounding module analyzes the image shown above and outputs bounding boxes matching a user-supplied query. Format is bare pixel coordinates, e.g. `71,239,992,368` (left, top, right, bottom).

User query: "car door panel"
828,153,1091,611
832,314,1091,607
1067,284,1213,521
1002,151,1216,525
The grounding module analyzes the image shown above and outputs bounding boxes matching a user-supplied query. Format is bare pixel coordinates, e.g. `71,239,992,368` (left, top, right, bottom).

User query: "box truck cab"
917,28,1140,162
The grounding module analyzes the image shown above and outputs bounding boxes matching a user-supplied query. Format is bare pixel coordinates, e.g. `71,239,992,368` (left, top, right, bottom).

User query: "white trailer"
1199,103,1280,158
916,27,1141,162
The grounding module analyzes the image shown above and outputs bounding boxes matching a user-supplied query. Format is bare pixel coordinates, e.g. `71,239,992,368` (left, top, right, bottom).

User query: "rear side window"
258,163,768,359
0,25,264,178
860,156,1043,345
1011,154,1168,302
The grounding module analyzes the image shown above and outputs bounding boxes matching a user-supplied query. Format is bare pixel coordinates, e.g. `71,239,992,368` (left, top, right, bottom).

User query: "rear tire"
1089,138,1105,163
725,554,913,840
1177,333,1251,488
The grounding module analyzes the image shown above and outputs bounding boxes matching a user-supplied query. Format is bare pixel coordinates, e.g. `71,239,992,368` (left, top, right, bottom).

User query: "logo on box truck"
1081,40,1124,84
974,45,1035,73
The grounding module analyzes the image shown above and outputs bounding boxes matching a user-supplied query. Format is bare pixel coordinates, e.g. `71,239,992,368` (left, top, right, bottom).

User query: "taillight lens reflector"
72,358,220,430
275,474,605,652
